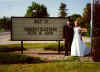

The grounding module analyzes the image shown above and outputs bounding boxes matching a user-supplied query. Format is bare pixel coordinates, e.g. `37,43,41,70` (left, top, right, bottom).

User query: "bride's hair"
74,20,80,27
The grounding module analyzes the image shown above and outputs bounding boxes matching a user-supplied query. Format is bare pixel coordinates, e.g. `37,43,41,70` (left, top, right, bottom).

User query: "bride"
71,21,90,56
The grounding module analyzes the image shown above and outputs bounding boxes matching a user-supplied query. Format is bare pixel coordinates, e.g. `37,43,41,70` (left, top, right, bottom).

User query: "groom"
63,17,74,56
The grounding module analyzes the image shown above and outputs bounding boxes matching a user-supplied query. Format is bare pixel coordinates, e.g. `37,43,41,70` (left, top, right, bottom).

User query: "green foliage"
68,14,82,27
0,28,7,32
25,6,32,16
66,56,80,62
69,3,91,36
58,2,67,17
81,3,91,36
0,16,11,31
82,3,91,22
75,17,82,24
25,2,49,17
70,14,81,22
67,3,91,36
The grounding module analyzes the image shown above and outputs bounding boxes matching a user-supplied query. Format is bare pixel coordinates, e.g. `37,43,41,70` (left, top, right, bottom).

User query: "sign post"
21,41,24,54
58,40,61,54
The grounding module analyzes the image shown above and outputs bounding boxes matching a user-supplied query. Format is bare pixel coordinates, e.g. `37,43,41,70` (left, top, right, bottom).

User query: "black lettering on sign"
34,19,48,24
44,20,48,24
45,31,53,35
24,27,57,35
24,27,37,35
34,19,42,24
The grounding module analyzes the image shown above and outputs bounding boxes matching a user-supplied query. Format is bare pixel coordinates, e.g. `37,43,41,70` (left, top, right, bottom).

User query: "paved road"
0,32,10,36
0,32,59,45
0,32,11,41
0,32,90,45
0,32,15,45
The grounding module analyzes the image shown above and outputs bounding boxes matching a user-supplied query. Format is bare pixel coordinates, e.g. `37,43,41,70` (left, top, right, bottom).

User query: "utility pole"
90,0,94,60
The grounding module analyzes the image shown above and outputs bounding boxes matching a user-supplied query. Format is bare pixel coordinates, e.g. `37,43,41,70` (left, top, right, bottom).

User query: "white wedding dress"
71,27,90,56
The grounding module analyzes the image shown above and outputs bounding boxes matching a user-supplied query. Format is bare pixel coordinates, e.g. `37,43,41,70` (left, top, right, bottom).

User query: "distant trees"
82,3,91,24
25,2,49,17
0,2,50,31
58,2,67,17
0,17,11,31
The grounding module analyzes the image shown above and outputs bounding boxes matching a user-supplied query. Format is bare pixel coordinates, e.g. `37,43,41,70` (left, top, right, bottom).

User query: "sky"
0,0,91,18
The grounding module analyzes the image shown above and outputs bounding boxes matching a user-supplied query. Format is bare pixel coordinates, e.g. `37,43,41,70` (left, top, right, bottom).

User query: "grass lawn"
0,43,58,49
0,42,90,50
0,29,8,32
0,42,98,72
0,42,90,63
0,62,100,72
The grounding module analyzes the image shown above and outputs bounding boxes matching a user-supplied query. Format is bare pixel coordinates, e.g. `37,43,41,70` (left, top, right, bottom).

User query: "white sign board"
11,17,66,41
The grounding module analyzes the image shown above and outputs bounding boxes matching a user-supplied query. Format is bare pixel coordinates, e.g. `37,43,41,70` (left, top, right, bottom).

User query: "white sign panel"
11,17,66,41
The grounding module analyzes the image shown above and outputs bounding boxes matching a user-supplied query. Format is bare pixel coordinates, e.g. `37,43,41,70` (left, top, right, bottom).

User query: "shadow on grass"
0,53,46,64
50,56,80,63
44,44,65,51
65,56,80,62
0,46,26,52
38,52,65,55
0,44,45,64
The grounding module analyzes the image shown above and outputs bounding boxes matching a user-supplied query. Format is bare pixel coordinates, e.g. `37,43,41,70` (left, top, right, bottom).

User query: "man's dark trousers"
65,38,73,56
63,24,74,56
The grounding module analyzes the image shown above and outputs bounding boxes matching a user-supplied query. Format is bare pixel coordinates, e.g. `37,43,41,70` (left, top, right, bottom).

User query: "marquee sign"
11,17,66,41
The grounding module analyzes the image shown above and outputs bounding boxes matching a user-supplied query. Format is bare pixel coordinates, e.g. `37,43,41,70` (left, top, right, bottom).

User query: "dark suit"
63,24,74,56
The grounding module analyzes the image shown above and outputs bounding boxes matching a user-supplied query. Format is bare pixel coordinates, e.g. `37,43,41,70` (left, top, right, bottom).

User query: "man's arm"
63,25,68,39
63,26,65,38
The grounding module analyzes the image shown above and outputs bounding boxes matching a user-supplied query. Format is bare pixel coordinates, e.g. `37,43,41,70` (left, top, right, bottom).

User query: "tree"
67,14,81,25
25,2,49,17
58,2,67,17
82,3,91,23
0,16,11,31
82,3,91,36
70,14,81,22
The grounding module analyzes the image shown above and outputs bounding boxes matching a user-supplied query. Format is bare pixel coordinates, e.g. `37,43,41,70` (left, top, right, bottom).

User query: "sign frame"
11,17,67,41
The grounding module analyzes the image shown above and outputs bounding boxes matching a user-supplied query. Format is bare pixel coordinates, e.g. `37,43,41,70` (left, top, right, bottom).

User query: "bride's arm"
80,27,87,32
79,27,87,40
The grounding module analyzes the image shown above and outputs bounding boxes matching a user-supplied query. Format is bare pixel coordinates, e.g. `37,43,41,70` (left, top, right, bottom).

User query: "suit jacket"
63,24,74,40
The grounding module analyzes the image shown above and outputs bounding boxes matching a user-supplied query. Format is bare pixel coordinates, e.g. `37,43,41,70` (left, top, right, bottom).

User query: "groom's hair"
67,17,72,22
